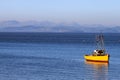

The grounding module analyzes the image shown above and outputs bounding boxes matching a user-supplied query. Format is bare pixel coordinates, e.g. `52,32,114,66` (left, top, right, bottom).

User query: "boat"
84,34,110,62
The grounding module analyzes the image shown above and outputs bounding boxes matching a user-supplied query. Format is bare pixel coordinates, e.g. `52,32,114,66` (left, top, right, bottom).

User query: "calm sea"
0,32,120,80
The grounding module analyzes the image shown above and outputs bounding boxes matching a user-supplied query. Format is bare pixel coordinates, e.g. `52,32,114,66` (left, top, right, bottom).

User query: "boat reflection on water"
85,61,109,80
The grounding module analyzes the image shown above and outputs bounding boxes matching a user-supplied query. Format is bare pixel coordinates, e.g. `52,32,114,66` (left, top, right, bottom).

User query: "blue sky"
0,0,120,25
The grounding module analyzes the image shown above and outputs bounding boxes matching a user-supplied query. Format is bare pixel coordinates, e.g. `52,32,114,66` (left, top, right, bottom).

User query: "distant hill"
0,20,120,33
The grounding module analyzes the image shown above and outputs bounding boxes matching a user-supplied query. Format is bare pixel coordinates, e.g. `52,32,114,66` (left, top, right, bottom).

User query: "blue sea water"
0,32,120,80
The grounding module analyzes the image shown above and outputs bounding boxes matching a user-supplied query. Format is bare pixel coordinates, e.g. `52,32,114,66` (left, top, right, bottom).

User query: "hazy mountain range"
0,20,120,33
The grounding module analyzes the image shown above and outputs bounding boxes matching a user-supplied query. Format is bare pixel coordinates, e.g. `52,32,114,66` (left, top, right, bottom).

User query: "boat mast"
96,34,105,53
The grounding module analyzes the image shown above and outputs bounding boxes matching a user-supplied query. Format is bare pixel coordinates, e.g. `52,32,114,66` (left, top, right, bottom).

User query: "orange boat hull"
84,54,110,62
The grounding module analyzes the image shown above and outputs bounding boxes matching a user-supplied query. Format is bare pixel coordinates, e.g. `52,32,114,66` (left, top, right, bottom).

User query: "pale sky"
0,0,120,25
